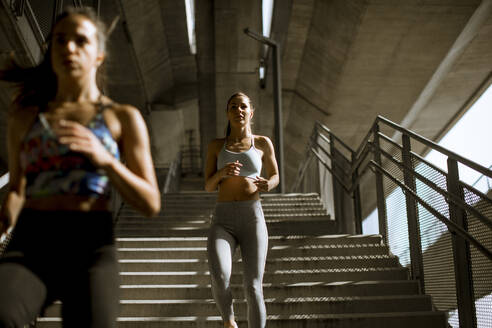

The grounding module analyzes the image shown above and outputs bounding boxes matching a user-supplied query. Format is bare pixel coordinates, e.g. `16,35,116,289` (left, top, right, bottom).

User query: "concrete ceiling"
1,0,491,189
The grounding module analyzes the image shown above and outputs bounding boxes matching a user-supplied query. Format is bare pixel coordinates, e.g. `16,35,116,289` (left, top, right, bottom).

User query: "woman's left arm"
57,105,160,216
254,136,279,192
104,105,160,216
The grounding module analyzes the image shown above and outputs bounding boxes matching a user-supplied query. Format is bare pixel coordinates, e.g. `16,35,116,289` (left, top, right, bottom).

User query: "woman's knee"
211,270,232,290
243,279,263,300
0,263,46,328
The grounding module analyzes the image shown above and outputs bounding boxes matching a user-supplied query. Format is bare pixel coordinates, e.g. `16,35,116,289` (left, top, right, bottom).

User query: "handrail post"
351,153,362,234
272,43,285,194
243,28,284,193
373,123,388,245
447,158,476,328
329,132,341,230
402,134,425,294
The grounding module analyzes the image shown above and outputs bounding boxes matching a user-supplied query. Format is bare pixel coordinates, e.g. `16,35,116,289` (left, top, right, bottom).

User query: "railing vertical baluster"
402,134,425,294
373,123,388,245
447,158,476,328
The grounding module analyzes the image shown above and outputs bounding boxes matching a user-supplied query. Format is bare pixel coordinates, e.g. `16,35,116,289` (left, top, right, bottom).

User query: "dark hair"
0,7,108,109
225,92,254,136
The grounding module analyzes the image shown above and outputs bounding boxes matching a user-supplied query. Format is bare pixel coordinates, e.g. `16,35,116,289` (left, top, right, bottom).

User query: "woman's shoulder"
103,98,140,118
7,104,38,142
8,104,38,128
208,137,226,150
253,135,273,149
102,98,145,128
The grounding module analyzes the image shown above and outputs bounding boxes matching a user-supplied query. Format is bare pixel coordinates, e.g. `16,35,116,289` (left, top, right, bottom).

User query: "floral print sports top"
20,103,120,198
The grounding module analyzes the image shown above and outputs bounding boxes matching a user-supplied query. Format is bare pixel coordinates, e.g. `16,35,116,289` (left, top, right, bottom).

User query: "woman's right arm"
204,140,242,192
0,110,30,235
204,140,223,192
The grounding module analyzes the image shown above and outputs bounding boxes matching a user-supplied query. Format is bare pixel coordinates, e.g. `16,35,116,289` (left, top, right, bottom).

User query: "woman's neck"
55,74,101,103
228,128,252,142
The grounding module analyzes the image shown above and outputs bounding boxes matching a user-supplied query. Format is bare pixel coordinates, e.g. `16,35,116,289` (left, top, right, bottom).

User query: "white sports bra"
217,136,262,178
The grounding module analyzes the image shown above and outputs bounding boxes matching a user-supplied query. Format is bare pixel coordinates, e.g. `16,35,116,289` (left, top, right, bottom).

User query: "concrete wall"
149,107,184,168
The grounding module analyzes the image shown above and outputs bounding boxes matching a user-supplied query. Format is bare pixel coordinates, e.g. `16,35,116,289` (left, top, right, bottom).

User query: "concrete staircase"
36,192,447,327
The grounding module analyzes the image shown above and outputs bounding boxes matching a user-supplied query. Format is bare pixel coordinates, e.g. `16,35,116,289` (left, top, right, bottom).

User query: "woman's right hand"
220,160,242,178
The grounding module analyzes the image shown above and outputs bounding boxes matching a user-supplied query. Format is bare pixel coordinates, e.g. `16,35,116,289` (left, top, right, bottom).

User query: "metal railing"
163,151,182,194
292,116,492,328
180,145,201,177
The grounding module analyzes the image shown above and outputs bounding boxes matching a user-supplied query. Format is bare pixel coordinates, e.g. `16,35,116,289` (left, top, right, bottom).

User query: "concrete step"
158,193,320,203
116,245,392,260
117,237,209,248
117,256,399,272
36,311,448,328
118,280,420,300
119,268,409,285
150,202,324,210
261,194,321,202
116,213,331,224
115,234,384,248
118,213,330,221
43,295,433,317
123,203,326,213
115,220,337,237
153,200,323,209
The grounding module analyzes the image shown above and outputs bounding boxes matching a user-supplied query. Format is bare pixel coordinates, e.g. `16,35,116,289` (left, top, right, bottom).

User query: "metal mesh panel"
294,120,491,327
384,179,410,265
28,0,55,39
412,155,459,326
461,185,492,328
379,139,410,265
301,152,320,195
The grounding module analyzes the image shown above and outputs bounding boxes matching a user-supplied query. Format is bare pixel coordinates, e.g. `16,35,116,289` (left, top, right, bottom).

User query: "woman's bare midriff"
217,176,259,202
24,195,111,212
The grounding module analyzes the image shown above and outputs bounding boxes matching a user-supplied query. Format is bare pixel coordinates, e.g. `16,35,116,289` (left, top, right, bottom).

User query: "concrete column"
214,0,261,137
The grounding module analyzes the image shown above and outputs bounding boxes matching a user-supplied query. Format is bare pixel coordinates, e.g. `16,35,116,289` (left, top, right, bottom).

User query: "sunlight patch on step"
120,271,209,275
120,299,215,304
118,247,206,251
116,237,207,242
120,284,205,288
119,259,202,263
117,316,222,321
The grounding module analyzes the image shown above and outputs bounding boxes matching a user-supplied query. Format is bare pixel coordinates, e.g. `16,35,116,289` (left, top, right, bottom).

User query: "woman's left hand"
253,176,270,192
56,119,114,168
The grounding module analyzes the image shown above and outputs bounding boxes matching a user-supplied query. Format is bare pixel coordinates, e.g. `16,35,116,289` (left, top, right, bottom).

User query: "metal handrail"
377,116,492,179
315,121,354,155
293,115,492,328
294,116,492,327
163,152,182,194
310,148,351,193
294,116,492,249
378,146,492,231
471,164,492,190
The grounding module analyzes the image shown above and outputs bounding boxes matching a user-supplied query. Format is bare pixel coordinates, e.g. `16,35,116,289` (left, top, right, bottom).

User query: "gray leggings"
207,200,268,328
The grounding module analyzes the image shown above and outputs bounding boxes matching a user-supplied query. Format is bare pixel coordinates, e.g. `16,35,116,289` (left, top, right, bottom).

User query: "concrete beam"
400,0,492,133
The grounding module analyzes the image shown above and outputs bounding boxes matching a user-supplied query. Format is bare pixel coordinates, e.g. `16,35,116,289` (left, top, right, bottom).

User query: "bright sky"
425,82,492,192
184,0,274,54
263,0,274,37
184,0,196,54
